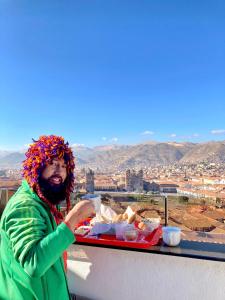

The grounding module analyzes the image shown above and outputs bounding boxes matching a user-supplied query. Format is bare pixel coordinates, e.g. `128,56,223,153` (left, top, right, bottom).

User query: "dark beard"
38,177,67,205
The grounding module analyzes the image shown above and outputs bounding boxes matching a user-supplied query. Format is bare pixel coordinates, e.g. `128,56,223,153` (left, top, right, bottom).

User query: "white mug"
162,226,181,246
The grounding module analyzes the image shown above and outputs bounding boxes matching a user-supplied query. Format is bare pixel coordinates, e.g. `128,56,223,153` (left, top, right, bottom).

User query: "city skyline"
1,1,225,150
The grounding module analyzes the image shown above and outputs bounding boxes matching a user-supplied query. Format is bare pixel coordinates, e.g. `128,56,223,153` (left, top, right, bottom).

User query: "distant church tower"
125,169,143,192
125,169,132,192
137,169,144,192
85,168,95,193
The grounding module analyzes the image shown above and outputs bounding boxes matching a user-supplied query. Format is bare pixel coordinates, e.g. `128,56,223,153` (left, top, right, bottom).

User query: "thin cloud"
193,133,199,137
210,129,225,135
180,134,200,139
169,133,200,140
110,137,118,143
102,137,119,143
141,130,154,135
71,143,85,147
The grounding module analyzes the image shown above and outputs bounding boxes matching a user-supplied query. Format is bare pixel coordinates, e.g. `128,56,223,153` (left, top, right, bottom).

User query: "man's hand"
64,200,95,230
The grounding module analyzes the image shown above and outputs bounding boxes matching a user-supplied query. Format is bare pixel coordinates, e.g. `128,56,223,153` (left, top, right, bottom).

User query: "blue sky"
0,1,225,150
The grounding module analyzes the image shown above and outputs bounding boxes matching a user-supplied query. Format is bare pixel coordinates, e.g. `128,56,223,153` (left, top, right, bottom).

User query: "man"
0,135,94,300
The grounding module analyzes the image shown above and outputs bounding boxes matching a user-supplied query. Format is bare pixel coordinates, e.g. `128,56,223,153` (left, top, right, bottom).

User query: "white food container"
162,226,181,246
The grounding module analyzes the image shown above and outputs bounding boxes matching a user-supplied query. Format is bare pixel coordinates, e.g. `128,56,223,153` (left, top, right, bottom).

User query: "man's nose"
54,163,60,170
54,164,65,172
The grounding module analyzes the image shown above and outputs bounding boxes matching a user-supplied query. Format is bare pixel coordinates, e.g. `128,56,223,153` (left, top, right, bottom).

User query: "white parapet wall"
67,244,225,300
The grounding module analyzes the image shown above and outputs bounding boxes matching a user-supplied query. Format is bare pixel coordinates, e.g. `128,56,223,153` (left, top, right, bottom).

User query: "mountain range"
1,141,225,171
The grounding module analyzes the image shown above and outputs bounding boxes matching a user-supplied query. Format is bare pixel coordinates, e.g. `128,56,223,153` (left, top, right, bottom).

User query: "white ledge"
67,244,225,300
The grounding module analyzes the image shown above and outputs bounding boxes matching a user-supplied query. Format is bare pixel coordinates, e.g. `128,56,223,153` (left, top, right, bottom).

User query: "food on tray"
147,217,161,223
90,203,118,225
124,206,136,224
128,213,136,224
76,205,145,241
111,207,136,225
101,215,111,223
112,214,124,223
74,226,91,236
115,222,129,240
75,223,162,249
122,213,128,221
123,228,138,241
89,223,112,235
138,217,161,234
138,221,148,230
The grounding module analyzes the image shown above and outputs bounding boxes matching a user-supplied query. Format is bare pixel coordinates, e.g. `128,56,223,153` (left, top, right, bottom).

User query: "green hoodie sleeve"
3,199,75,278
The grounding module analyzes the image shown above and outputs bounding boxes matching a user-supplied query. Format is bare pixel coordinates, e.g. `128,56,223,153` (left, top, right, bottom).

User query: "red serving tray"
75,220,162,249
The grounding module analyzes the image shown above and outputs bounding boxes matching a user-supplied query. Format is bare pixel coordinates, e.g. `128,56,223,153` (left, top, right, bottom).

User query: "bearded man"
0,135,94,300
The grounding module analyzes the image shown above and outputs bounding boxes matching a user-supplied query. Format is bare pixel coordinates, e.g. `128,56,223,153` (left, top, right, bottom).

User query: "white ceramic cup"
162,226,181,246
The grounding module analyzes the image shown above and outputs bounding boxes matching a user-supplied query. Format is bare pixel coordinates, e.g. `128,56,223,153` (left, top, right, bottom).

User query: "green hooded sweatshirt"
0,180,75,300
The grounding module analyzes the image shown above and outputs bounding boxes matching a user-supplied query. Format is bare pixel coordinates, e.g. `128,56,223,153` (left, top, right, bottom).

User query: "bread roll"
101,215,111,223
128,213,136,224
112,214,123,223
138,222,147,230
122,213,128,221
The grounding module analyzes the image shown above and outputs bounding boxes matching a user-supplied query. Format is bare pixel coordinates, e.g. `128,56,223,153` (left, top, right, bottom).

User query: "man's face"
41,158,67,184
39,158,68,205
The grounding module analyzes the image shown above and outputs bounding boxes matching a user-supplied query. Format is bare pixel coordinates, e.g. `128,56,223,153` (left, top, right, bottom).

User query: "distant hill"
78,142,195,171
1,141,225,171
0,152,25,169
181,141,225,164
0,151,13,158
